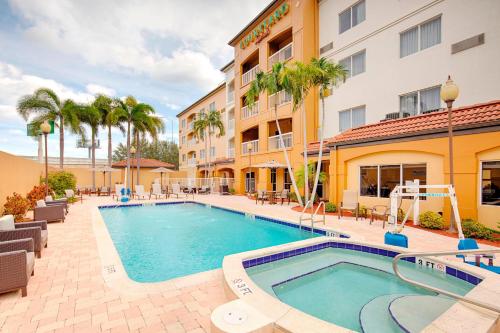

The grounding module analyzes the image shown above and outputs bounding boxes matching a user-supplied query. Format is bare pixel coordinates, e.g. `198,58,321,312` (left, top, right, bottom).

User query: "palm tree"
282,61,315,206
17,88,83,169
206,109,225,178
246,62,303,206
296,162,327,201
78,103,102,188
193,112,209,179
308,57,347,204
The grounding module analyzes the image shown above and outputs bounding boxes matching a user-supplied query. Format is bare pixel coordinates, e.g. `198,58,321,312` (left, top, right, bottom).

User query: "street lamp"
440,75,459,232
40,121,52,197
248,145,253,193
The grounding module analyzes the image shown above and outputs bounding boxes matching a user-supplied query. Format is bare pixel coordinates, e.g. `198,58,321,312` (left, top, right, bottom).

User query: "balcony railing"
187,158,197,167
268,132,293,151
228,119,235,137
242,65,259,86
228,147,235,158
242,139,259,154
269,43,293,68
241,102,259,120
188,122,194,131
268,90,292,108
187,138,197,147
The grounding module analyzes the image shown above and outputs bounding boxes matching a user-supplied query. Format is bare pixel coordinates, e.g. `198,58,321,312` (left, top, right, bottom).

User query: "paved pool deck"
0,194,497,332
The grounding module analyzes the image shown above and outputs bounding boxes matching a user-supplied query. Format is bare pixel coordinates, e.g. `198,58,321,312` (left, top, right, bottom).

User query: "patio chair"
370,197,404,228
278,189,290,205
169,184,187,198
98,186,110,196
150,183,167,199
0,238,35,297
34,200,65,223
133,185,148,200
198,185,210,194
45,195,68,213
255,190,268,205
339,190,359,221
220,184,230,195
0,215,48,258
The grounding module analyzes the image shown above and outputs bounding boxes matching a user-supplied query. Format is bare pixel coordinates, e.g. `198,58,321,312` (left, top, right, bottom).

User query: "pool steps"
359,294,405,333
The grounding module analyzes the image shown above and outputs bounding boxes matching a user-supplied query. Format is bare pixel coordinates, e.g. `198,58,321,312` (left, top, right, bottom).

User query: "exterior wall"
327,130,500,229
232,0,319,193
319,0,500,136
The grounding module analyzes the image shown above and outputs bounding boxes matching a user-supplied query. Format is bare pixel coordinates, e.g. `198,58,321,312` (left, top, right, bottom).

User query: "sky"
0,0,269,158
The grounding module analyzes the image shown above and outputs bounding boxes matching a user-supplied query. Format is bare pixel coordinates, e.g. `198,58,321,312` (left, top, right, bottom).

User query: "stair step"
359,294,406,333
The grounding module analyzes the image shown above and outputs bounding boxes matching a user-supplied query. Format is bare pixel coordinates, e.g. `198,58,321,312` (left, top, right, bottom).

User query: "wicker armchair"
45,195,68,213
0,238,35,297
34,204,65,223
0,217,48,258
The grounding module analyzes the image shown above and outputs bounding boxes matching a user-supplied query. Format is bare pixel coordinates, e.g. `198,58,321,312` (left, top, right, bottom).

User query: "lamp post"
40,121,52,197
248,145,253,193
440,75,459,232
130,146,136,191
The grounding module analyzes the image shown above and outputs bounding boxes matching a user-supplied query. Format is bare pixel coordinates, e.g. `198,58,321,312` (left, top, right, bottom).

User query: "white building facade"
319,0,500,137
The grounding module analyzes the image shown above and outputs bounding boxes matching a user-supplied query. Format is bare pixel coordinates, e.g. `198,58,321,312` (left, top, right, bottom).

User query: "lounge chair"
278,189,290,205
98,186,110,196
150,183,167,199
339,190,359,220
169,184,188,198
45,195,68,213
0,215,48,258
198,185,210,194
133,185,148,200
34,200,65,223
220,184,230,195
65,189,81,203
0,238,35,297
256,190,268,205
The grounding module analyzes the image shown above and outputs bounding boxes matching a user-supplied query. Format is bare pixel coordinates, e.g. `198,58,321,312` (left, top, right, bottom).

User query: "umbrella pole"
103,171,106,188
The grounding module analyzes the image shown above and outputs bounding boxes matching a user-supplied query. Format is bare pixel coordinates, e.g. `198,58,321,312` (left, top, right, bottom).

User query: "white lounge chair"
339,190,360,220
150,183,166,199
133,185,148,200
169,184,187,199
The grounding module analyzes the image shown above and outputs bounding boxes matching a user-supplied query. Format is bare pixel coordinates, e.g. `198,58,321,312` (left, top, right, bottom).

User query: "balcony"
241,102,259,120
268,43,293,68
268,90,292,108
242,65,259,86
268,132,293,151
187,122,194,132
187,158,197,167
228,147,235,158
187,138,197,147
228,118,235,137
242,139,259,154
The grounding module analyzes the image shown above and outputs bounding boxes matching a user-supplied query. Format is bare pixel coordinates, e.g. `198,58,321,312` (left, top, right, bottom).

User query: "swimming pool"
99,202,320,282
246,245,477,332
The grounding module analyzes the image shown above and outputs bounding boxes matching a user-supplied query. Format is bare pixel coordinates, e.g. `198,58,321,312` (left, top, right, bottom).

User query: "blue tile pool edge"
98,201,341,237
242,241,483,286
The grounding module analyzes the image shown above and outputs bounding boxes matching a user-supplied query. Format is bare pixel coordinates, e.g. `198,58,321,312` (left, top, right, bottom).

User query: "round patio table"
266,191,278,204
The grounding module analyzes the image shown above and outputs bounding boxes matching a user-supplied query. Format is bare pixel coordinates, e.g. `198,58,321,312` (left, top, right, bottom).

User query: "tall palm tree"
308,57,347,204
282,61,315,206
247,62,303,206
17,88,83,169
193,112,209,179
206,109,225,178
78,103,102,188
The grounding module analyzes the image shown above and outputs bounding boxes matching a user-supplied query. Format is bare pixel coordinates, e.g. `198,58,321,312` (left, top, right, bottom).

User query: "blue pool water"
99,203,318,282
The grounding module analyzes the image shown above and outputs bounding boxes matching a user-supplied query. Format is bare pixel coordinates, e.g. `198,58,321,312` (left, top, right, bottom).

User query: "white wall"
319,0,500,137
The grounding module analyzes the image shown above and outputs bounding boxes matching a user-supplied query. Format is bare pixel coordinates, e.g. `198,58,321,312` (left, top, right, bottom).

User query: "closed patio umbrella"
150,167,173,187
93,166,120,187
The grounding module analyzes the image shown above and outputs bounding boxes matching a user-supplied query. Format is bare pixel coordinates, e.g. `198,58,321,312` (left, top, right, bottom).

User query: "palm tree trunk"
136,132,141,186
274,104,303,206
91,128,96,189
301,89,309,207
126,121,131,190
108,125,112,187
310,96,326,204
59,117,64,169
204,128,208,180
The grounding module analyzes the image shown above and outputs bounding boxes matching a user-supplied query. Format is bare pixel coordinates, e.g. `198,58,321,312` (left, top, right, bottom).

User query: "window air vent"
452,33,485,54
320,42,333,54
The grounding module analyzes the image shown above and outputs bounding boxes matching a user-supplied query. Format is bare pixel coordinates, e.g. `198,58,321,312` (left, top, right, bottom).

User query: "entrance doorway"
245,171,255,193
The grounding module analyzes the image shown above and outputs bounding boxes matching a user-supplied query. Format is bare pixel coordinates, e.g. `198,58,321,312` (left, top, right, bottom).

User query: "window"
400,16,441,58
181,119,186,128
400,86,440,116
199,108,205,115
284,169,292,190
481,161,500,206
271,169,277,191
181,136,186,145
210,146,215,157
182,154,186,162
209,102,216,111
339,50,366,78
339,0,365,33
339,106,366,132
200,149,206,159
360,164,427,198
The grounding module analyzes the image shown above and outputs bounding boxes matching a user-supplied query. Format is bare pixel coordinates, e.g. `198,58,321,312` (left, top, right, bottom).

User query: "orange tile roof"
308,100,500,152
112,158,175,169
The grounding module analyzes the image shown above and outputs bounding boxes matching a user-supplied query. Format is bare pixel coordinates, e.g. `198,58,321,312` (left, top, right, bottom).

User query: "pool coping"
220,238,500,333
91,199,352,295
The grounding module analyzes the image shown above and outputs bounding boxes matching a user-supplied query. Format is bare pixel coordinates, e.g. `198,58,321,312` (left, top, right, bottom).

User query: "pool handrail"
392,249,500,313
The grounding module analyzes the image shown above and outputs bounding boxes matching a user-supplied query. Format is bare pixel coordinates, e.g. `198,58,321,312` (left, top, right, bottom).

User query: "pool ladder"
393,249,500,313
299,200,325,234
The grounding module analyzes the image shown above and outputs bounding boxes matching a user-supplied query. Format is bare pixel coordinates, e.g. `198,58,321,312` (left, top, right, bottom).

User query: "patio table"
266,191,278,205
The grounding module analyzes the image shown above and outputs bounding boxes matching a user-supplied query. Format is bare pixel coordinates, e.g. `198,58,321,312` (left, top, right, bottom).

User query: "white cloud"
85,83,116,97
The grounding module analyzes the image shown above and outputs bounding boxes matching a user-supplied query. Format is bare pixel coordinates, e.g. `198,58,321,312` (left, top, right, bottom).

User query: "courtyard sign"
239,2,289,49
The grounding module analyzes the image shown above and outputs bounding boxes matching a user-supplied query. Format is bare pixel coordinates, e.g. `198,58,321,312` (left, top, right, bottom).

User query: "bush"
229,188,236,195
3,193,30,222
462,219,493,240
419,211,444,229
27,184,52,209
325,202,336,213
359,205,368,217
48,171,76,197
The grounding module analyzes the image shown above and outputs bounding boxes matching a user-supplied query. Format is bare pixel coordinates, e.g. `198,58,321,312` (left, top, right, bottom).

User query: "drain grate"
104,264,116,274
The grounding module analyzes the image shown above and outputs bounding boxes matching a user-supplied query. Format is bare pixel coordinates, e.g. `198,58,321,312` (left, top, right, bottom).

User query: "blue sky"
0,0,269,158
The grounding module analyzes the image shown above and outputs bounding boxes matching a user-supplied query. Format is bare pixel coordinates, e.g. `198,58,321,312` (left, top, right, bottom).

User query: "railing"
187,158,197,167
268,132,292,151
187,138,197,147
299,200,325,233
228,147,235,158
241,102,259,120
167,177,235,194
393,249,500,313
242,65,259,86
242,139,259,154
268,90,292,108
269,43,293,68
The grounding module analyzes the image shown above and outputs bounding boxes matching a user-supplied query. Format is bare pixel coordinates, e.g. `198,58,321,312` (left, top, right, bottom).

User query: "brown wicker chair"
0,238,35,297
45,196,68,213
34,203,65,223
0,216,48,258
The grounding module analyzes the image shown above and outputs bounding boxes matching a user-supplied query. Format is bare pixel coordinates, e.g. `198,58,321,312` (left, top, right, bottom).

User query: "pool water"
247,248,474,332
99,203,318,282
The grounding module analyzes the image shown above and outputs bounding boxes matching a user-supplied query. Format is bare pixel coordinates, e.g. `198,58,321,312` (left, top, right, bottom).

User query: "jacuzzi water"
99,203,318,282
247,247,475,332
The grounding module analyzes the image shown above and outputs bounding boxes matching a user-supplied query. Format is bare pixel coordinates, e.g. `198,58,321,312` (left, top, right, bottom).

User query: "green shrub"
325,202,336,213
229,188,236,195
48,171,76,197
359,205,368,217
462,219,493,240
419,211,444,229
3,193,30,222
